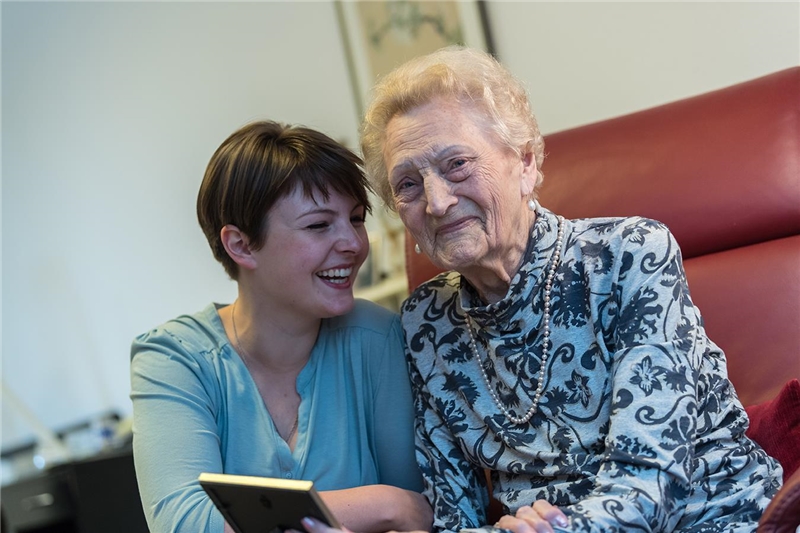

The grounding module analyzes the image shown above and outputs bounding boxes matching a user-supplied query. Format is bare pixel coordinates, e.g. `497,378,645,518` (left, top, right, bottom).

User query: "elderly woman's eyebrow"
389,160,417,180
404,144,474,167
437,145,474,160
389,143,478,183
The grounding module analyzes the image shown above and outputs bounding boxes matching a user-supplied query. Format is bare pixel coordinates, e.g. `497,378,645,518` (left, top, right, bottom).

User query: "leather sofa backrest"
405,67,800,407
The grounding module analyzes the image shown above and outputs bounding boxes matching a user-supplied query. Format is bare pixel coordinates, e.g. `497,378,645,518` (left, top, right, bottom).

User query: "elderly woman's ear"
519,141,538,198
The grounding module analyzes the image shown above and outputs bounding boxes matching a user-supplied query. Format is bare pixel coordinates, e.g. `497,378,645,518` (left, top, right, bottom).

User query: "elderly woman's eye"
448,158,469,172
394,179,414,191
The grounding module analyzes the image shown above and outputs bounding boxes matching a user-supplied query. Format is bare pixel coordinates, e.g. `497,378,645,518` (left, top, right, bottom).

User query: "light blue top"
131,300,422,533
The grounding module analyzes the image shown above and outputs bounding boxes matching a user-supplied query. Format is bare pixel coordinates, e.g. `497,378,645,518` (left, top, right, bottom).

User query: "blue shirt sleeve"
130,322,227,533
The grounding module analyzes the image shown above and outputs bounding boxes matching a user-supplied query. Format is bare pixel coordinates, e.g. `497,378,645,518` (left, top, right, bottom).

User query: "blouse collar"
459,208,563,337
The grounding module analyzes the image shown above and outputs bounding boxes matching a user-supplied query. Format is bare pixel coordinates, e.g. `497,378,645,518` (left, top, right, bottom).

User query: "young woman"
130,121,432,533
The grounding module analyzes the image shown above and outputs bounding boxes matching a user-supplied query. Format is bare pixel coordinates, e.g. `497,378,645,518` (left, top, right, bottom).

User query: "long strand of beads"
465,215,565,425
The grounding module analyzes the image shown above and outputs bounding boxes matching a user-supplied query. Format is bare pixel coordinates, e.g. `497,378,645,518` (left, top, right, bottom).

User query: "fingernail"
301,518,316,529
556,516,568,527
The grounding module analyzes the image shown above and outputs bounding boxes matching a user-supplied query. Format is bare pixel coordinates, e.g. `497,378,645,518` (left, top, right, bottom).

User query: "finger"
300,517,348,533
515,506,555,533
497,511,552,533
531,500,569,528
494,515,536,533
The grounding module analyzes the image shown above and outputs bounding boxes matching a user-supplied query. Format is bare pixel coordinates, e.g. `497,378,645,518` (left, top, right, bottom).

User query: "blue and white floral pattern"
402,209,782,533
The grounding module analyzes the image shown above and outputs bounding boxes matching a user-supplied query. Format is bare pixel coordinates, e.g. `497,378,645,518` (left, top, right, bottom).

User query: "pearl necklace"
231,300,299,444
465,215,565,425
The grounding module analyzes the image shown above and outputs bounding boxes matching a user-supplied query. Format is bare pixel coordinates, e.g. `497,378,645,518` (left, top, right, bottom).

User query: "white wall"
489,1,800,134
2,1,361,449
2,1,798,450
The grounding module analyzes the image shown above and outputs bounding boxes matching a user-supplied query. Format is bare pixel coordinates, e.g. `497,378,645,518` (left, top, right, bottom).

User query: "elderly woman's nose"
423,174,457,216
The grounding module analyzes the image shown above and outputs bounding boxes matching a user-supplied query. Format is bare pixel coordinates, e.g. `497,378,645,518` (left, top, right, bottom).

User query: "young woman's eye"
351,213,367,225
307,222,329,230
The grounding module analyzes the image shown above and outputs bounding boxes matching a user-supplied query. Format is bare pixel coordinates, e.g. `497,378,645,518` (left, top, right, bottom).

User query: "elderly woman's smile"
384,97,537,298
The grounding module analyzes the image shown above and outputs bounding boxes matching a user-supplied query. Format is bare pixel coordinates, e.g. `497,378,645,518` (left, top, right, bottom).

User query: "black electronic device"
199,473,340,533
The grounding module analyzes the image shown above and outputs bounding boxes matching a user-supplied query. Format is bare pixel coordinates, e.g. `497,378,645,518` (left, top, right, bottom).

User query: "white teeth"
318,267,353,279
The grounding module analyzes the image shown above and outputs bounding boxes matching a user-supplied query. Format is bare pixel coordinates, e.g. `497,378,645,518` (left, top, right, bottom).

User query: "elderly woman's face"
383,98,537,274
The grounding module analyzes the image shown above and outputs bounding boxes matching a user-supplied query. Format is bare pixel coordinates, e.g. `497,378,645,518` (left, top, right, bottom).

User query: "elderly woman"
306,47,782,533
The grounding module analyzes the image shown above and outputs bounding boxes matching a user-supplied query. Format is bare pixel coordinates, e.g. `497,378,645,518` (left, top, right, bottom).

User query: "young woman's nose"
423,172,457,217
336,222,367,253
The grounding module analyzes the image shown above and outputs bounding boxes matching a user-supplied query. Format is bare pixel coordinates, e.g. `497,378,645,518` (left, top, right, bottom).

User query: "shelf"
354,274,408,303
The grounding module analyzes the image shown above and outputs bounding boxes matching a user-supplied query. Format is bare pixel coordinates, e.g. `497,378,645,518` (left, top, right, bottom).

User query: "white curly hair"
360,45,545,209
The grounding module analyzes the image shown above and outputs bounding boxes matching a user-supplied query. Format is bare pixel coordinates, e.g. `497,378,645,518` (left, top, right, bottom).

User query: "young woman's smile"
253,186,369,319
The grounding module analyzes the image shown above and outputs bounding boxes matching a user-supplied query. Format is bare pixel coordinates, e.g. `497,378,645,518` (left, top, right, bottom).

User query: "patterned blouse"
401,209,782,533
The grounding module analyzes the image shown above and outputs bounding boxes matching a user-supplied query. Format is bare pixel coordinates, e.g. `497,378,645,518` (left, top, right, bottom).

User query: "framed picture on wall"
337,0,494,305
336,0,495,118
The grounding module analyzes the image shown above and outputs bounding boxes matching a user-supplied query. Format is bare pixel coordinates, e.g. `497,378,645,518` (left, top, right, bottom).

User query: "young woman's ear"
220,225,258,271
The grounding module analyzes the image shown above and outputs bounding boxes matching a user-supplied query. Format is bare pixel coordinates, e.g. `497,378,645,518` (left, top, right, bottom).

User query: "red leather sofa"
404,67,800,532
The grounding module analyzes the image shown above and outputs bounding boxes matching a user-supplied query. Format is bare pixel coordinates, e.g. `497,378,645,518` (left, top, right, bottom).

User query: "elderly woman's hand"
292,518,351,533
296,503,568,533
493,501,569,533
294,517,429,533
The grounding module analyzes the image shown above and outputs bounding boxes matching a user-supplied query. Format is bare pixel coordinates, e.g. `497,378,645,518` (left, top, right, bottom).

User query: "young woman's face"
252,186,369,320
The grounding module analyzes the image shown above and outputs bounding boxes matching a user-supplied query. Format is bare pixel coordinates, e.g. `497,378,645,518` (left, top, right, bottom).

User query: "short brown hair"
197,121,372,279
